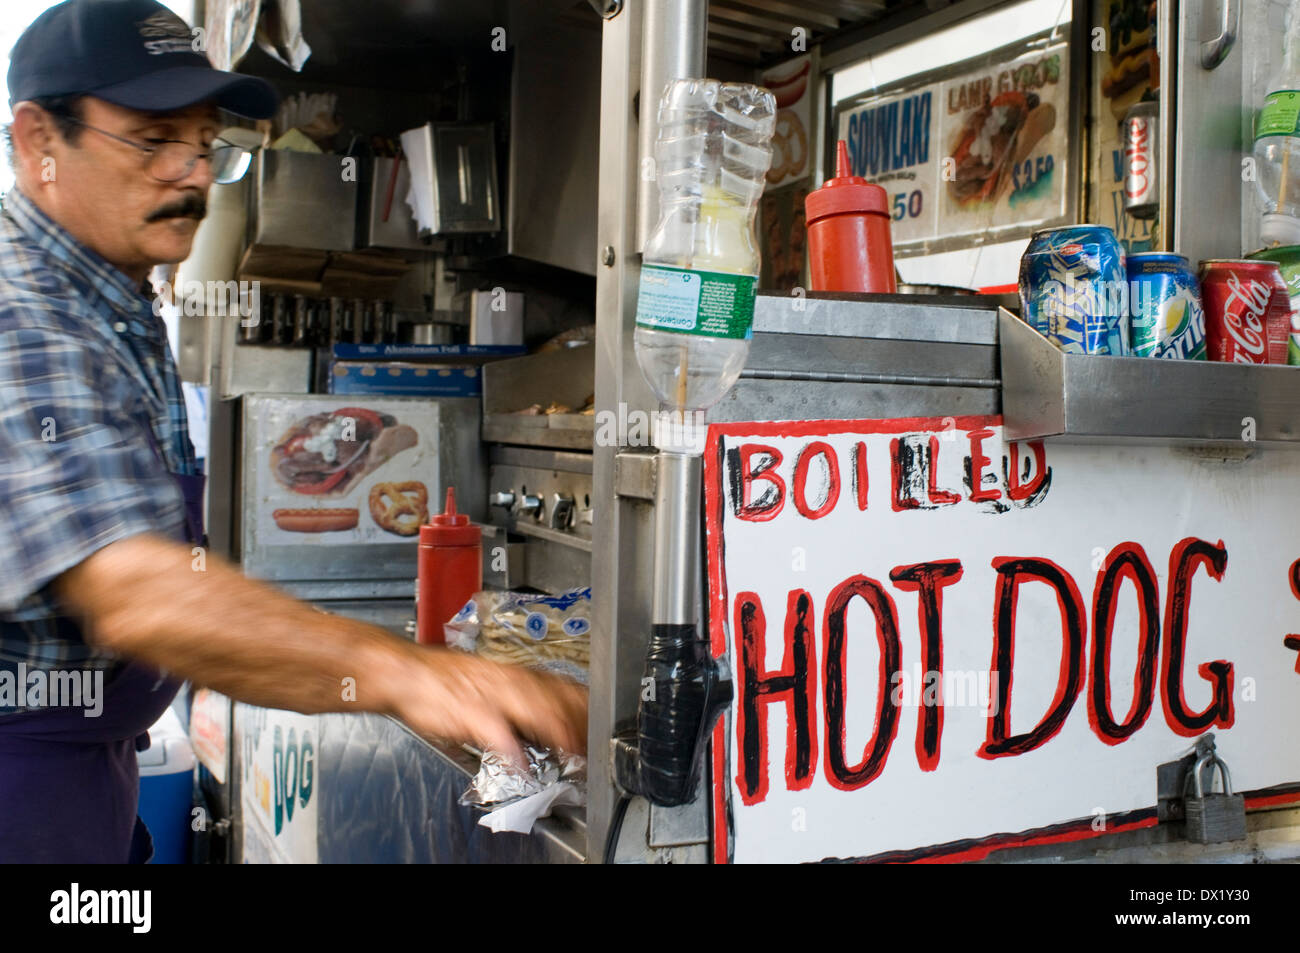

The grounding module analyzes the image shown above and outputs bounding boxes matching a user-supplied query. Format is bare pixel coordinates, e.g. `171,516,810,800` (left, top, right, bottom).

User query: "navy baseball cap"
8,0,279,119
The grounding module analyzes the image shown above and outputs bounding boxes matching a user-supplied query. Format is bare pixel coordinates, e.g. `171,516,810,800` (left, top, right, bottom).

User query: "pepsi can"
1019,225,1130,354
1126,253,1206,359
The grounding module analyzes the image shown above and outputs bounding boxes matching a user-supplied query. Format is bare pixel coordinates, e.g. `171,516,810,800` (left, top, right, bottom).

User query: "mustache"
145,193,207,223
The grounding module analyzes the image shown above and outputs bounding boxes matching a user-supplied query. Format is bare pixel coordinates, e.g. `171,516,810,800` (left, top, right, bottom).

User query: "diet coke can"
1198,259,1291,364
1122,101,1159,221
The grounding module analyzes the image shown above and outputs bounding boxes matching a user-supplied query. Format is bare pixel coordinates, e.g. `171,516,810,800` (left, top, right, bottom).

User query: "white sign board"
245,395,444,546
762,55,813,190
704,417,1300,863
836,37,1070,253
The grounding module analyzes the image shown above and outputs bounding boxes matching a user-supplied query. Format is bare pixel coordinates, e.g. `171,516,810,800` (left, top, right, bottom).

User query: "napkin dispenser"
399,122,501,237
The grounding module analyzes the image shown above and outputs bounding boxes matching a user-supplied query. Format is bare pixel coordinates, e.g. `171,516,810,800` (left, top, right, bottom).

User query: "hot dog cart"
178,0,1300,863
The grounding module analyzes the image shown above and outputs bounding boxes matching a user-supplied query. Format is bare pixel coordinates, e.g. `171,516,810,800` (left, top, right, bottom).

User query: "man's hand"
390,644,588,761
56,533,588,756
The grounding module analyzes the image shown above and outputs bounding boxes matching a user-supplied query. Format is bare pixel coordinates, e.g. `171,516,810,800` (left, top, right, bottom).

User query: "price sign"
836,33,1074,255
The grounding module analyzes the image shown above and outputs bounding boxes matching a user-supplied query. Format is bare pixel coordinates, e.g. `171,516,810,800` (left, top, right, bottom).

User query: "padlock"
1184,752,1246,843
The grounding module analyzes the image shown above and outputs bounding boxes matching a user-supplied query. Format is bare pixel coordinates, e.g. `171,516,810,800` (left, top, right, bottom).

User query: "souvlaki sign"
703,416,1300,863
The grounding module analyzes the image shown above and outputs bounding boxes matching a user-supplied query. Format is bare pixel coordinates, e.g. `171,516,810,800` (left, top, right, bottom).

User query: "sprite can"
1246,245,1300,365
1126,253,1206,359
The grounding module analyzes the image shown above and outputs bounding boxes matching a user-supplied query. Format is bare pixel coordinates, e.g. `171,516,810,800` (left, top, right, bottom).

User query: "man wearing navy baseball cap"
5,0,278,279
0,0,587,865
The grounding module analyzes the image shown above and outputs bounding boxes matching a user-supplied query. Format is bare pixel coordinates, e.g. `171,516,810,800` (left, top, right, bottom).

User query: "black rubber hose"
604,794,631,865
636,622,732,806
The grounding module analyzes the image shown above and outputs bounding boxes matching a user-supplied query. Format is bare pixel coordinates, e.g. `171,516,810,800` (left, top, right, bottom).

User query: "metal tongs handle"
1200,0,1239,70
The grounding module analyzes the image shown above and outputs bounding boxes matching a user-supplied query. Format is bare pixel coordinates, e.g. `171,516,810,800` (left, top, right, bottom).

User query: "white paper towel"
477,782,585,835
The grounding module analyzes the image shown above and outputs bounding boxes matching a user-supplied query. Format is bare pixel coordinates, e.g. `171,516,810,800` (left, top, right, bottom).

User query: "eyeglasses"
62,117,254,185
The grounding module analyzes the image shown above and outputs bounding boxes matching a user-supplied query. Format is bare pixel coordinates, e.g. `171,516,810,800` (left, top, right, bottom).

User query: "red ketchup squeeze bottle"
417,487,482,645
805,140,897,294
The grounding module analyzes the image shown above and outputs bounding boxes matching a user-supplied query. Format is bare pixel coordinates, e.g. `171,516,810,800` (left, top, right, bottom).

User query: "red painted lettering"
792,441,841,520
735,591,818,804
823,576,901,790
980,557,1086,758
925,436,962,505
1006,440,1051,503
1161,538,1234,735
730,444,785,522
1088,543,1159,745
967,428,1003,503
853,441,868,511
889,561,965,771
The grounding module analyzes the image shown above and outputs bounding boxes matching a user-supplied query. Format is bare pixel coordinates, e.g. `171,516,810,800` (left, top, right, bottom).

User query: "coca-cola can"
1122,101,1159,220
1198,259,1291,364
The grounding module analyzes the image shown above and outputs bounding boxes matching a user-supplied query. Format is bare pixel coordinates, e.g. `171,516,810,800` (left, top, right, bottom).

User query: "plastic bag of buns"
445,587,591,684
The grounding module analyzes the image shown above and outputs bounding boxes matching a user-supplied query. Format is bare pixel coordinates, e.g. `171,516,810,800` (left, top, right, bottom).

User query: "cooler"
138,707,197,864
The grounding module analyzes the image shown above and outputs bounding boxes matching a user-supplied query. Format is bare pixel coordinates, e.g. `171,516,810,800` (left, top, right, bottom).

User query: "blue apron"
0,446,202,863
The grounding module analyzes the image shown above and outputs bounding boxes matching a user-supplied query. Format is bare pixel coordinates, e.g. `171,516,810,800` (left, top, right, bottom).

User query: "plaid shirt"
0,188,195,709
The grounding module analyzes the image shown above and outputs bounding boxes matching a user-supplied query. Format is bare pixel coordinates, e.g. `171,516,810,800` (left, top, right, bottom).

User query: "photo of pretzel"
368,480,429,536
767,109,807,185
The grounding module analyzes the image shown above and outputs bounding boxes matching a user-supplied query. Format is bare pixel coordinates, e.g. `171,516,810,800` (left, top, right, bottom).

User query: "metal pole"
651,451,700,625
591,0,651,864
636,0,708,252
1157,0,1179,254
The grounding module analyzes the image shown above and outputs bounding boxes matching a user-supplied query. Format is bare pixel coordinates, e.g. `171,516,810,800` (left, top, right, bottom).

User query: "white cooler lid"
138,706,197,775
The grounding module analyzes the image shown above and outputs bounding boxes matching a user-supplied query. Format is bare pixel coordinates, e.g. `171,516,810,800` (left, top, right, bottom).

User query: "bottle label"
1256,90,1300,139
635,264,756,339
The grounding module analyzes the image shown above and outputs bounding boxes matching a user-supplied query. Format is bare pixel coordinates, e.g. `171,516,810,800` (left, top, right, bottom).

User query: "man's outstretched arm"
54,533,587,759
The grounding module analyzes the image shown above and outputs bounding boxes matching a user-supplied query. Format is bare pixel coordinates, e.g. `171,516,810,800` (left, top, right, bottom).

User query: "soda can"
1245,245,1300,365
1122,101,1159,221
1126,253,1205,359
1198,259,1291,364
1019,225,1129,354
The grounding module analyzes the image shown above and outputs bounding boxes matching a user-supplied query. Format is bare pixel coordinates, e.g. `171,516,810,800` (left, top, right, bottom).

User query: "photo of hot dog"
947,90,1055,208
272,508,360,533
765,59,810,110
270,406,418,497
763,55,812,188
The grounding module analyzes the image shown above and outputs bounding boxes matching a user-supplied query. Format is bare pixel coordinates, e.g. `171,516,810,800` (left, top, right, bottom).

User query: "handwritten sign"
838,86,937,246
704,417,1300,863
